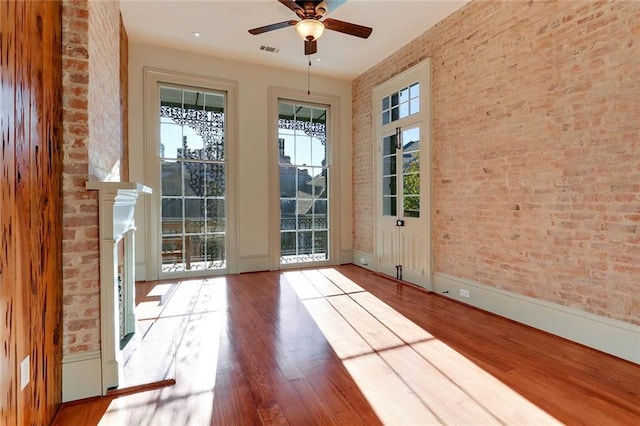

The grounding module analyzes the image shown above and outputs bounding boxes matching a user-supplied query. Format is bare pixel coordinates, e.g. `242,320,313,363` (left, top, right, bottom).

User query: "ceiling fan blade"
248,20,297,35
278,0,305,18
304,39,318,55
323,18,372,39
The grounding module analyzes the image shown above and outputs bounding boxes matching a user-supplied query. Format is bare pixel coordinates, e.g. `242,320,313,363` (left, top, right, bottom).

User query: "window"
381,83,420,125
158,86,227,272
278,101,329,264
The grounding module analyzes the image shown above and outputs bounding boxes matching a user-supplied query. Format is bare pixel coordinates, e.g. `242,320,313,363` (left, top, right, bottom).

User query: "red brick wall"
353,1,640,325
88,0,123,180
62,0,99,353
62,0,126,354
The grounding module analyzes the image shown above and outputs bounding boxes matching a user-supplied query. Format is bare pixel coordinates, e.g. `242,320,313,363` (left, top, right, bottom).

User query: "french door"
374,60,432,288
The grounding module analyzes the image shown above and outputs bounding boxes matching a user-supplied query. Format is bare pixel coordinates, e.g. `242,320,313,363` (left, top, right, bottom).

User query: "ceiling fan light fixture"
295,19,325,41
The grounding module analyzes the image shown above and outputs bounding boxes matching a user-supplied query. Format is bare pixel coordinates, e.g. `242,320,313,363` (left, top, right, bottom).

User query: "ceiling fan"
248,0,373,55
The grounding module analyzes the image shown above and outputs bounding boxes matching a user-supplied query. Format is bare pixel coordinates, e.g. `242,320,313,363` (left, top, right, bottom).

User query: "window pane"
403,152,419,172
403,173,420,196
204,92,224,111
382,96,389,111
410,83,419,99
280,166,297,197
206,199,225,232
313,199,327,216
383,156,396,176
161,161,182,196
383,135,397,156
281,232,296,256
383,196,396,216
391,93,399,107
281,198,296,230
161,236,183,266
410,98,420,115
400,102,409,119
314,214,328,229
161,198,183,233
183,162,204,196
294,135,312,165
297,231,313,255
391,106,399,121
204,234,225,263
160,121,182,159
399,87,409,103
382,111,390,125
383,176,396,196
403,128,420,152
310,167,327,198
185,199,205,230
296,105,312,121
314,231,328,255
404,196,420,218
298,216,313,229
280,198,296,216
205,163,225,197
310,137,326,167
160,86,181,104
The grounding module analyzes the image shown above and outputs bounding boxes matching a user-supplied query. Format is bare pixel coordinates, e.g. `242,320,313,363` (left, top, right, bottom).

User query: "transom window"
382,82,420,125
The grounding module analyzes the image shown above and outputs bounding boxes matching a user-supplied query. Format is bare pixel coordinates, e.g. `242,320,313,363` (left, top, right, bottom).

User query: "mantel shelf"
86,181,152,195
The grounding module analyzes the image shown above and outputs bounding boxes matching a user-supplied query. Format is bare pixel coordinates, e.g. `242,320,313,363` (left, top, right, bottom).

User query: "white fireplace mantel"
87,181,152,393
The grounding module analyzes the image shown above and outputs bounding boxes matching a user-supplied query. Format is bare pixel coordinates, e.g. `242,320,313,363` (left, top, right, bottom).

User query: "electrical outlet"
460,289,470,298
20,356,30,390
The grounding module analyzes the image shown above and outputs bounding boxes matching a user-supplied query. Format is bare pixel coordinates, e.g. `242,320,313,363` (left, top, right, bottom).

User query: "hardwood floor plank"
53,265,640,425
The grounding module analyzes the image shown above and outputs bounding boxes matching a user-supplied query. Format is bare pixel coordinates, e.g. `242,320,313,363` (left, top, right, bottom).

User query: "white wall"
128,42,353,278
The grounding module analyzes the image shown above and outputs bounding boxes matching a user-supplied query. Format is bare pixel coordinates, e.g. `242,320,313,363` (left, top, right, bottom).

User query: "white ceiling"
120,0,469,80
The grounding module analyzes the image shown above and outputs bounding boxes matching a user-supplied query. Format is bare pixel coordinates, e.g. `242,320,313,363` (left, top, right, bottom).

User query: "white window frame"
144,68,239,278
267,87,341,270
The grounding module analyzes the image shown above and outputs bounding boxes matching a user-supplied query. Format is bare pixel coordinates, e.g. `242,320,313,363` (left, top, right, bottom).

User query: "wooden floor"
53,265,640,425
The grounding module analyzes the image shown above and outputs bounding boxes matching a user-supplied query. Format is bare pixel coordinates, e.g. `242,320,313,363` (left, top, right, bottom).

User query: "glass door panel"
401,127,420,218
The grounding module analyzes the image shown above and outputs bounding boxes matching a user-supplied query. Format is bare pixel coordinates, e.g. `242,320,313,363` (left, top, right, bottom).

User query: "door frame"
372,59,433,289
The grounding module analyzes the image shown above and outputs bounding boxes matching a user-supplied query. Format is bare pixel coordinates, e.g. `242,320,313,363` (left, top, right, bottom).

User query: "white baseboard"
238,254,270,273
339,249,354,265
352,250,376,271
135,262,146,281
62,350,102,402
433,272,640,364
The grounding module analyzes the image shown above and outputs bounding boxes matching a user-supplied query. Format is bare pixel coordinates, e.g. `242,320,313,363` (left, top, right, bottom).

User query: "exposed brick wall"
352,1,640,325
120,14,129,181
62,0,100,354
88,0,123,180
62,0,125,354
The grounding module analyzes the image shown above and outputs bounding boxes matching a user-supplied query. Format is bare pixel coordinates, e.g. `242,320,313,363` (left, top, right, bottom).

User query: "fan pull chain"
307,55,311,96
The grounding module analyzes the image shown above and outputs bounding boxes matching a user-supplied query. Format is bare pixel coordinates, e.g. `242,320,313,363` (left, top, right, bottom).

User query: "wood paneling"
1,0,18,423
0,0,63,424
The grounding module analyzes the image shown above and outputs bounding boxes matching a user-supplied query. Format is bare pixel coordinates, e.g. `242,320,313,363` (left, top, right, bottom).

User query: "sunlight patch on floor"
100,278,228,425
294,268,561,425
